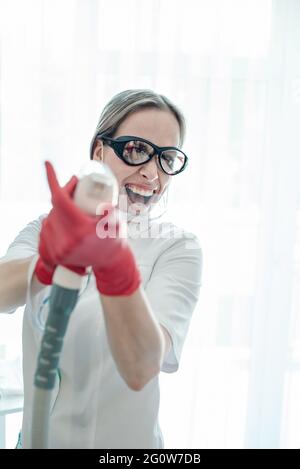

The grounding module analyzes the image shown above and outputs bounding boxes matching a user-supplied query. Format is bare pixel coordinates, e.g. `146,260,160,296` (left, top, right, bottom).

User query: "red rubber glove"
34,172,85,285
35,161,141,296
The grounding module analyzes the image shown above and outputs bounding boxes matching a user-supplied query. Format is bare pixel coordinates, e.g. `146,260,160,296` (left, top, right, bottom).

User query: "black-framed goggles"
95,134,188,176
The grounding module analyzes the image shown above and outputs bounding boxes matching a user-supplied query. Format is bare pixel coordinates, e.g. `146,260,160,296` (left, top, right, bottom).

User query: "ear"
92,139,104,162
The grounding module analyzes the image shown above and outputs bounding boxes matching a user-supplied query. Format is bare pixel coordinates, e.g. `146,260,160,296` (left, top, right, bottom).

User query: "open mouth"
124,184,157,205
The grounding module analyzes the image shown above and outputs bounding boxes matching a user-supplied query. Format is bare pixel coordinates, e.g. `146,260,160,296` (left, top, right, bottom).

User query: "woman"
0,89,203,449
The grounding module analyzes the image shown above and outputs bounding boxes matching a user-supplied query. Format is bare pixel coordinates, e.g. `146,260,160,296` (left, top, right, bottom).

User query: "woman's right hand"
34,163,86,285
35,161,141,296
34,161,124,286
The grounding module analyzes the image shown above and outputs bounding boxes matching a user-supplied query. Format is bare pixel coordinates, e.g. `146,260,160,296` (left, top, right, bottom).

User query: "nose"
139,156,159,182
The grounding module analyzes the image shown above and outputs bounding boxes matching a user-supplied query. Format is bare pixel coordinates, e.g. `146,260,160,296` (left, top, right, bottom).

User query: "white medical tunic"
0,215,202,449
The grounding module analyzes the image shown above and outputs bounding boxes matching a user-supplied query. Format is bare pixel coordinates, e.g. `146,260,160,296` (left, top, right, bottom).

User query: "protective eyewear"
97,134,188,176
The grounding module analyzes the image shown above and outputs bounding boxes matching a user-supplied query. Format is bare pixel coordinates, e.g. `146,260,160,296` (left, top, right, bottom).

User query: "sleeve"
145,233,203,373
0,214,46,263
0,215,47,314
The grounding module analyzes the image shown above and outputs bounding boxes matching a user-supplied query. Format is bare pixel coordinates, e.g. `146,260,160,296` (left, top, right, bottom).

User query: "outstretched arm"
0,256,45,313
100,287,171,391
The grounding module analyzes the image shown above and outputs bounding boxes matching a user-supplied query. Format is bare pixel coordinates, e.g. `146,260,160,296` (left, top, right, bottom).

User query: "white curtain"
0,0,299,449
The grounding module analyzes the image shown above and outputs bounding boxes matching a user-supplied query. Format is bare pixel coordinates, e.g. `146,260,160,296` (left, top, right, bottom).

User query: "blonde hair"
89,89,186,159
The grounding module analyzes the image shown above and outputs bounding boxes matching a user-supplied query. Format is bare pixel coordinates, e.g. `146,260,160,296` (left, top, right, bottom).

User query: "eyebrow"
115,135,180,150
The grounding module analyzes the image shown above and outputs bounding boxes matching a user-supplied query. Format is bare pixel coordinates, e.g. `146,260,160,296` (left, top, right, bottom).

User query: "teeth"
126,184,154,197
